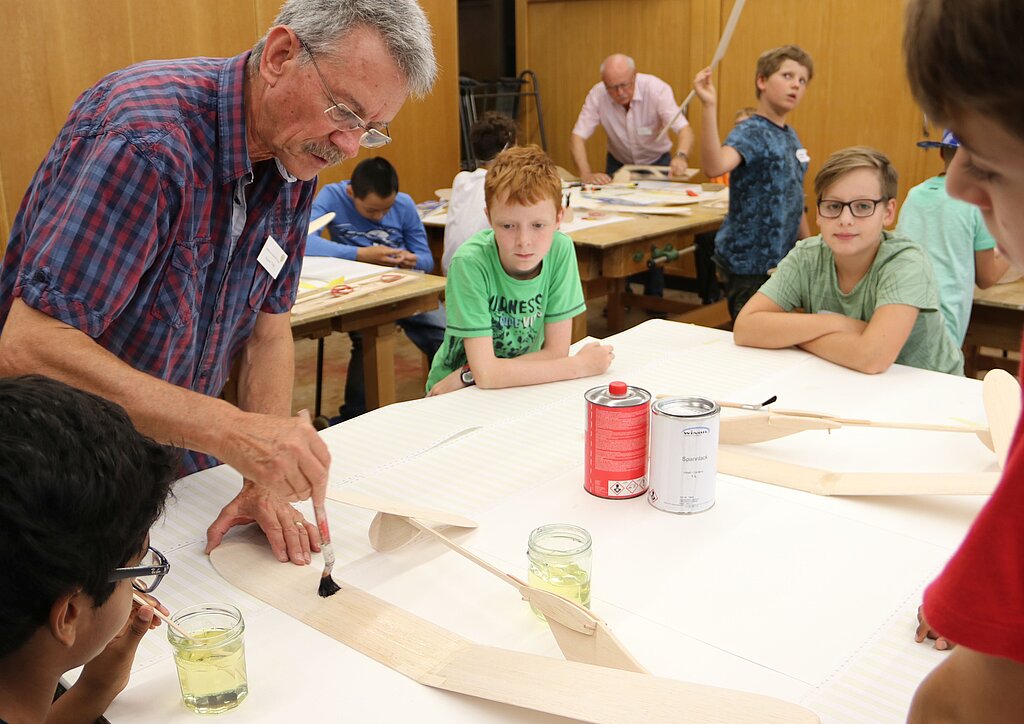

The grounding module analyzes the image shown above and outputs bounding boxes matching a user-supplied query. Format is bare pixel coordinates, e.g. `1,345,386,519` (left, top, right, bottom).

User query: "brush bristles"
318,573,341,598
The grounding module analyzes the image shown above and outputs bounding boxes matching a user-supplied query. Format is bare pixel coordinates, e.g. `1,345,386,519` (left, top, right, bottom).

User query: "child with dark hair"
306,156,445,421
0,375,178,722
902,1,1024,720
442,111,519,274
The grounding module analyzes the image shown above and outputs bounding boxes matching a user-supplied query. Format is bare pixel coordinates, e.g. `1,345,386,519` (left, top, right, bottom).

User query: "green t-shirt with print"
757,232,964,375
426,229,587,392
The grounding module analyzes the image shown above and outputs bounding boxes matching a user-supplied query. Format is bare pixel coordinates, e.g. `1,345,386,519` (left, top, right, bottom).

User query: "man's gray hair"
250,0,437,97
599,54,636,75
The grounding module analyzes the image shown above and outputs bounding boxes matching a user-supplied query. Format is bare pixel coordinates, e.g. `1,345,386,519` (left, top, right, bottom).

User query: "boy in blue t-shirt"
694,45,814,319
306,157,445,420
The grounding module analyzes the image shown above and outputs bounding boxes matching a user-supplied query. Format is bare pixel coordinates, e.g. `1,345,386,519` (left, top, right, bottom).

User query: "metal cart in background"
458,69,547,170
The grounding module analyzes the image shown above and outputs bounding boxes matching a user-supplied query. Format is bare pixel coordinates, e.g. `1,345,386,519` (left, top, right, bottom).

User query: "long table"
289,271,446,413
424,205,727,340
101,320,994,722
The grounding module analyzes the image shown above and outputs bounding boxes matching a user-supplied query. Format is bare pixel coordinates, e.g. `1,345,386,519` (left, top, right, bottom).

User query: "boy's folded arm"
798,304,919,374
465,320,611,389
732,293,855,348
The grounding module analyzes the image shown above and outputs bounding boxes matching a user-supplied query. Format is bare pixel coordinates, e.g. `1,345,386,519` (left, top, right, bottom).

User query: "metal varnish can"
647,397,720,513
584,381,651,499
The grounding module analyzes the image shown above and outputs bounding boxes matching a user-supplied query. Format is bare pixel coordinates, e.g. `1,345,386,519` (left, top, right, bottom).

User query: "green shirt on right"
758,232,964,375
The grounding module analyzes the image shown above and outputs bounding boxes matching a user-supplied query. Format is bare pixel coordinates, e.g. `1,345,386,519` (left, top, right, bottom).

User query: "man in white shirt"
570,54,693,185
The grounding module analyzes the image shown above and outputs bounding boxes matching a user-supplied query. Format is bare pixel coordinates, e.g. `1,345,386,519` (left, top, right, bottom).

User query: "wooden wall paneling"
517,0,713,176
127,0,258,60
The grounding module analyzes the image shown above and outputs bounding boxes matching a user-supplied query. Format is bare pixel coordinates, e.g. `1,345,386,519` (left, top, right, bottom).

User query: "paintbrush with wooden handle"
298,409,340,598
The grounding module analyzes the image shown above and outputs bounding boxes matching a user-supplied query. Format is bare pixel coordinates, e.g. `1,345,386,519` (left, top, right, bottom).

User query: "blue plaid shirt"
0,52,316,473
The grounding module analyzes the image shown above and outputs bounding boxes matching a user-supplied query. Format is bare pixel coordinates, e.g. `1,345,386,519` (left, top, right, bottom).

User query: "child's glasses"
109,545,170,594
817,198,887,219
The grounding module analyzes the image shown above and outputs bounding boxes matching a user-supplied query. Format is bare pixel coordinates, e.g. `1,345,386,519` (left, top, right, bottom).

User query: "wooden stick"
657,0,748,141
211,533,818,721
132,592,200,642
691,397,990,435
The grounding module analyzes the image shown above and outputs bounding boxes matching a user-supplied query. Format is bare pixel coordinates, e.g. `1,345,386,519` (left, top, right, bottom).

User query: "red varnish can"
584,381,652,499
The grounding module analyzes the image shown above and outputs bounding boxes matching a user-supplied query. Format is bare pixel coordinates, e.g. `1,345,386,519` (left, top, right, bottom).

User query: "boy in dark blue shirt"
694,45,814,319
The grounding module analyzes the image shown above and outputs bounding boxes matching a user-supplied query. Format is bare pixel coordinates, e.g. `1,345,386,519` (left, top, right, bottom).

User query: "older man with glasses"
570,54,694,187
0,0,437,568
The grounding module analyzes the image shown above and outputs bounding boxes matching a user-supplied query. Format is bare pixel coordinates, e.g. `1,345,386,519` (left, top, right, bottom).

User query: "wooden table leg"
362,322,398,410
606,277,627,333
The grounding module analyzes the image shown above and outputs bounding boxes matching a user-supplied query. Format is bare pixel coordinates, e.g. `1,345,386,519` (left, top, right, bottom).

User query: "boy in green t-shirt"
426,145,614,395
733,146,963,375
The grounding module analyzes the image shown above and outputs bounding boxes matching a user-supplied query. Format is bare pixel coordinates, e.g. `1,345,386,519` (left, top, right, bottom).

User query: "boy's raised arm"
732,292,863,348
693,67,742,178
798,303,918,374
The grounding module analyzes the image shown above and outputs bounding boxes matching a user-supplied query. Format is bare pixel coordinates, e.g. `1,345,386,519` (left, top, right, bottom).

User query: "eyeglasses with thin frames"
816,198,888,219
108,545,170,594
605,78,635,94
297,36,392,149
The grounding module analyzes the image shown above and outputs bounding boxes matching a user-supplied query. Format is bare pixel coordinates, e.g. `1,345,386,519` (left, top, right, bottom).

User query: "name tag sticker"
257,236,287,279
796,148,811,163
636,126,653,136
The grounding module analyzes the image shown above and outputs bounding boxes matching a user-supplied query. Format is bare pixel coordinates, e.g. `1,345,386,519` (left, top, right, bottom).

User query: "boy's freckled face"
486,195,563,280
758,59,810,113
817,168,895,260
946,111,1024,268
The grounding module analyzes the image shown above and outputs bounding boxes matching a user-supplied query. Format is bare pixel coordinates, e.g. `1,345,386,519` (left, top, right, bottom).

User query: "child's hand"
915,605,955,651
75,603,156,704
426,367,466,397
397,251,418,269
693,67,716,106
357,245,404,266
573,341,614,376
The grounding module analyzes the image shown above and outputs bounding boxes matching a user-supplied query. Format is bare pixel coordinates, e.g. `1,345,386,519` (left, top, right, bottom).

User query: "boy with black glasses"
0,375,177,722
733,146,963,375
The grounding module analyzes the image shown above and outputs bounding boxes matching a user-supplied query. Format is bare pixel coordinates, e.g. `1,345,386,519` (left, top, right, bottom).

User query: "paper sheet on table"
559,213,628,234
298,257,395,290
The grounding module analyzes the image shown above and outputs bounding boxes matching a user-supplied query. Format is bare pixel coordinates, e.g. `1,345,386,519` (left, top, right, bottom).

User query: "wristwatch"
460,364,475,386
675,151,688,158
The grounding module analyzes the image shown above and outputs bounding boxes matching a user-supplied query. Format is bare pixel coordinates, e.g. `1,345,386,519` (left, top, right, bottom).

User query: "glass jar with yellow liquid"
168,603,248,714
527,523,592,619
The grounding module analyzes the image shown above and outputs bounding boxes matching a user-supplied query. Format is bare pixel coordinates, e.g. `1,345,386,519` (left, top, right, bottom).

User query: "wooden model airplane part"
718,447,1001,496
306,211,335,235
982,368,1021,468
211,531,819,723
368,512,648,674
291,272,414,314
324,487,478,530
655,389,999,453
